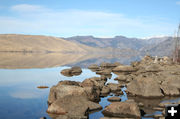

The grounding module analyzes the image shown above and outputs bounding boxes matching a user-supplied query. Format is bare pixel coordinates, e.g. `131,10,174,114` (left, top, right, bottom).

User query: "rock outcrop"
126,77,164,97
47,96,102,116
102,101,141,118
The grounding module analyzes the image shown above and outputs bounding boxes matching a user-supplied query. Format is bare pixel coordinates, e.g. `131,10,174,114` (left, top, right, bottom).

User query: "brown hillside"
0,34,97,53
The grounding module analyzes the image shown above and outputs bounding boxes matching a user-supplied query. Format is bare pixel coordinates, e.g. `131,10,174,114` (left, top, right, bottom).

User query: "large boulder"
126,77,164,98
81,77,106,90
113,65,137,72
160,82,180,96
102,101,141,118
48,85,88,105
47,96,102,116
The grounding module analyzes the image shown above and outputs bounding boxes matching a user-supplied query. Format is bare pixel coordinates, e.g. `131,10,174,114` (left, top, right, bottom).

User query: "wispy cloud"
0,4,176,38
176,1,180,5
11,4,49,13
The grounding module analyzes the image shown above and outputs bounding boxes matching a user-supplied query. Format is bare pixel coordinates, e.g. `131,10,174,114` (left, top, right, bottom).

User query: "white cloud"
176,1,180,5
0,4,176,38
11,4,49,13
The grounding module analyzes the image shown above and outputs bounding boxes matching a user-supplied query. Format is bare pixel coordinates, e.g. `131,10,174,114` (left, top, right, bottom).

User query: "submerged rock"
37,86,49,89
102,101,141,118
107,96,121,102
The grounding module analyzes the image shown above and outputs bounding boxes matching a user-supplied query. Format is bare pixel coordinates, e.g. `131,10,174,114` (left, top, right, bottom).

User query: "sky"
0,0,180,38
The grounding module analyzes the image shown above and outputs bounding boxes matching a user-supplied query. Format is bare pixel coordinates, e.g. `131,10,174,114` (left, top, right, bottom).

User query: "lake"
0,53,179,119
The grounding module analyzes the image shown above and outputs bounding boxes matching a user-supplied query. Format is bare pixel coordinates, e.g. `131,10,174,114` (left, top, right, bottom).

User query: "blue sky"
0,0,180,38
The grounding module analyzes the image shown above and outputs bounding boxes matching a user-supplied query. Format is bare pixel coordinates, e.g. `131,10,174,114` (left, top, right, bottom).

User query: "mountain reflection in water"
0,52,141,69
0,52,179,119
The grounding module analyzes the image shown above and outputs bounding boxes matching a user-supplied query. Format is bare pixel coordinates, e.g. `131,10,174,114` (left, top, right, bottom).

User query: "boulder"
58,80,80,86
47,96,102,116
83,86,100,102
102,101,141,118
113,65,137,72
126,77,164,98
60,66,82,76
54,115,87,119
88,64,99,69
81,77,107,101
71,66,82,74
96,69,112,75
144,64,162,72
61,69,73,77
114,75,127,82
48,85,88,105
81,77,106,90
100,62,116,68
107,83,121,92
113,62,122,67
101,86,110,95
160,83,180,96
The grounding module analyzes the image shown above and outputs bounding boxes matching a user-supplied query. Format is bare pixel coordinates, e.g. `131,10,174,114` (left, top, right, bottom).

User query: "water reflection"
0,66,119,119
0,53,179,119
0,52,141,69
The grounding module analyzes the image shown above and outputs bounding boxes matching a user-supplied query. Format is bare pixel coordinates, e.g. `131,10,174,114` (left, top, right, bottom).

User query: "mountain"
0,34,102,53
0,34,175,57
64,36,147,50
142,37,174,56
63,35,175,56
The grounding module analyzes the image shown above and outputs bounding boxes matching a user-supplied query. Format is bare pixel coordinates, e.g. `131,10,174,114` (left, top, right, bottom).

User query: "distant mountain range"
0,34,175,57
63,35,174,56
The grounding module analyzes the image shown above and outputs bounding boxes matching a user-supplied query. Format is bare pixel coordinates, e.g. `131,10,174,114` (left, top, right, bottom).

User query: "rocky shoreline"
46,55,180,119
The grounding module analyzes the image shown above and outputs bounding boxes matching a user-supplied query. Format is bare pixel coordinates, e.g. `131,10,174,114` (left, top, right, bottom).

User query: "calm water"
0,66,120,119
0,53,180,119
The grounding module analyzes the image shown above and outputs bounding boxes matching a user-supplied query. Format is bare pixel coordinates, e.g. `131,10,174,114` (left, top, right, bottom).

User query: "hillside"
141,37,174,56
0,34,175,57
0,34,101,53
64,35,174,56
64,36,147,50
